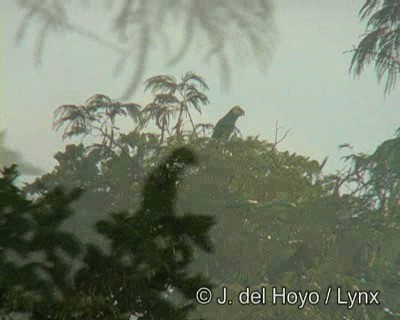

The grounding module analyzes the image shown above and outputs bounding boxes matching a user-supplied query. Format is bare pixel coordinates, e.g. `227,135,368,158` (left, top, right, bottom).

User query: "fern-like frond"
144,75,177,94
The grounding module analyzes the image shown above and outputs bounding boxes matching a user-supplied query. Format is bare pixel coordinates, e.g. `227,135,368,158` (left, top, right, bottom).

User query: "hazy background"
1,0,400,179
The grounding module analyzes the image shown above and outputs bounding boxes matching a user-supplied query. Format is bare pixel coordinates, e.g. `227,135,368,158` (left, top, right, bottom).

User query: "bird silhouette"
212,106,245,140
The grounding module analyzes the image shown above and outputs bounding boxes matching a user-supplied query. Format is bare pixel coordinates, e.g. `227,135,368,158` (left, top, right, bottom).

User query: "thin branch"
272,120,290,149
183,102,198,138
92,124,130,159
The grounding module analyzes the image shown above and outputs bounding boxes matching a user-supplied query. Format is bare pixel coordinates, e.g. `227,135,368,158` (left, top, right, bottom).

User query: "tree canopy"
4,1,400,318
2,72,399,319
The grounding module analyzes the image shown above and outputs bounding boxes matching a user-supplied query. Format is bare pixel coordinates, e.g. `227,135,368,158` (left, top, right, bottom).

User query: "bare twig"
272,120,290,149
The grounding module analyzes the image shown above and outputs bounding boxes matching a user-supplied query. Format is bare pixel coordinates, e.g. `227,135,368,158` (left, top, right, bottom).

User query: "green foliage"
0,165,82,317
3,72,400,319
1,146,216,319
53,94,142,144
69,147,215,319
350,0,400,96
142,72,210,141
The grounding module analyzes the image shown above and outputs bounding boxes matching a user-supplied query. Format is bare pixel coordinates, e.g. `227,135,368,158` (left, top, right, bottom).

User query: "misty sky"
1,0,400,179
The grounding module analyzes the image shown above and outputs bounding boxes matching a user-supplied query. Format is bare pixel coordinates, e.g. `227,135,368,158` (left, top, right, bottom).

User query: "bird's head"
231,106,245,117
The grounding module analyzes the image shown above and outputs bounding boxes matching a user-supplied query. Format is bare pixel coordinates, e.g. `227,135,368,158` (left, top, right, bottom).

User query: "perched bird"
212,106,245,140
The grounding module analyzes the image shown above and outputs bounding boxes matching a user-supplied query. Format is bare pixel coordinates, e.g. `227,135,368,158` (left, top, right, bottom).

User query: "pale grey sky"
1,0,400,178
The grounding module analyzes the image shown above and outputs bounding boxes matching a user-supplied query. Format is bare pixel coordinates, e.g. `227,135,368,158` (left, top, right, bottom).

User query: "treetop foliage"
4,71,397,319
